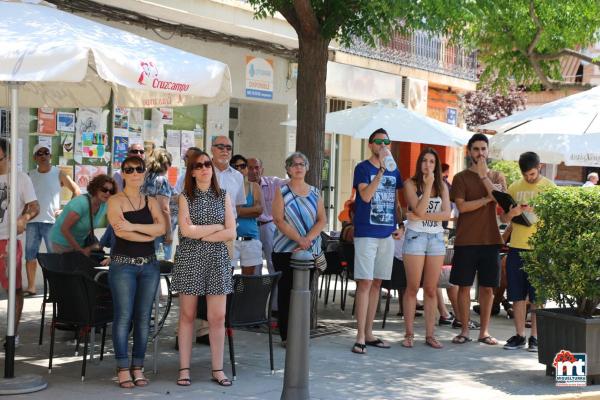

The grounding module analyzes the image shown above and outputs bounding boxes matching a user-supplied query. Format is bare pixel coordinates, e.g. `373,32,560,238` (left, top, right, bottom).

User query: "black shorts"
450,245,501,287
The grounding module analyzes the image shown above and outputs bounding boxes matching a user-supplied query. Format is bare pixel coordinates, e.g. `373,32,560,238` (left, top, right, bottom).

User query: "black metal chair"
318,250,345,305
337,242,355,313
381,258,407,329
195,272,281,380
41,262,112,380
37,252,100,345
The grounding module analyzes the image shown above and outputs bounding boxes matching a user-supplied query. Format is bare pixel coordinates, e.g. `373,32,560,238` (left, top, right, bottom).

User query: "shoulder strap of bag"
86,194,94,232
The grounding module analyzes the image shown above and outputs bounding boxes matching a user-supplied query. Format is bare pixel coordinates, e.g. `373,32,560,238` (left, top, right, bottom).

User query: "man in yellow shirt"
500,152,555,352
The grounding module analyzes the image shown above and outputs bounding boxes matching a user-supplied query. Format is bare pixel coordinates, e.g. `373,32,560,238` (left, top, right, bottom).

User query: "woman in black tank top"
106,156,166,388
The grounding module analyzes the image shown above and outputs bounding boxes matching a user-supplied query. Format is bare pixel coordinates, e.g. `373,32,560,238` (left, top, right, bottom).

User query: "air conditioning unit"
401,77,428,115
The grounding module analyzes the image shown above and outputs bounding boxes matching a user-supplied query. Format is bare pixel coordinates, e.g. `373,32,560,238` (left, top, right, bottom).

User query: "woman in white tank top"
401,147,451,349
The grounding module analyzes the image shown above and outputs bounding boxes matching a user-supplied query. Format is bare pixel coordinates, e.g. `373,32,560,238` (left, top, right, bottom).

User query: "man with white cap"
24,143,79,296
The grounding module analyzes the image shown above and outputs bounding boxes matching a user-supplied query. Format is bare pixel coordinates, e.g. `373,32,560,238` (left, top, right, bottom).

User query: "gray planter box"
537,308,600,384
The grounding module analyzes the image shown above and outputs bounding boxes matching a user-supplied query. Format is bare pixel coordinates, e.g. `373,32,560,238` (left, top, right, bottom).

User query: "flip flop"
351,342,367,354
452,335,472,344
365,338,391,349
478,336,498,345
23,290,36,297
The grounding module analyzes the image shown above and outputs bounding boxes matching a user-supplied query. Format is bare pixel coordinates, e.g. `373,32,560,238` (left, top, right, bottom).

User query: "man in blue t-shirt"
351,128,403,355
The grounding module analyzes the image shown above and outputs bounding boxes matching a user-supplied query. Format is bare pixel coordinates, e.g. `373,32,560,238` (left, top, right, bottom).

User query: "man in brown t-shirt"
450,133,506,346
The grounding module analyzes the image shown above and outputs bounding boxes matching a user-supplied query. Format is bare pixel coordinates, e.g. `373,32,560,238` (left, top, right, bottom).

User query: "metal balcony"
339,32,478,81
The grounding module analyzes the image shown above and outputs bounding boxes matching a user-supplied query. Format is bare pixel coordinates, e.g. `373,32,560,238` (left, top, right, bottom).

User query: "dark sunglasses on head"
233,163,247,170
193,161,213,170
99,186,114,194
122,166,146,174
129,149,145,155
370,138,391,145
36,150,50,157
212,143,232,151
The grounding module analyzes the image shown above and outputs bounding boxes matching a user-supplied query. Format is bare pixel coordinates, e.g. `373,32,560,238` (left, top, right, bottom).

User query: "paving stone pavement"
1,287,599,399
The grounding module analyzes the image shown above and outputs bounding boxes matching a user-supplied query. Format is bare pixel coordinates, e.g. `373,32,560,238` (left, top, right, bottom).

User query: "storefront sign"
245,56,274,100
447,107,458,126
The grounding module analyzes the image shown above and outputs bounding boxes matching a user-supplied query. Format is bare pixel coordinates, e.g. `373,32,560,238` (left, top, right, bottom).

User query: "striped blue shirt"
273,184,322,254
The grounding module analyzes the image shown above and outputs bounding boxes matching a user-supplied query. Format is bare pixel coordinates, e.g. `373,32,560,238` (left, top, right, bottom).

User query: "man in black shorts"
450,133,506,345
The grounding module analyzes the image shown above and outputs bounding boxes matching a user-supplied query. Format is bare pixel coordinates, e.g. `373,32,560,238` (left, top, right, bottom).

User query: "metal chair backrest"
227,272,281,327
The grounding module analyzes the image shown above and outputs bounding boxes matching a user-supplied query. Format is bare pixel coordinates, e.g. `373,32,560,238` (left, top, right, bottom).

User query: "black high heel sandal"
211,369,232,387
176,367,192,386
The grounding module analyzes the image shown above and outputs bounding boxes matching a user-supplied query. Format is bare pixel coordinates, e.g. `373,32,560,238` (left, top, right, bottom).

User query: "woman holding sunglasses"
230,154,263,275
49,174,115,256
172,150,236,387
106,156,166,388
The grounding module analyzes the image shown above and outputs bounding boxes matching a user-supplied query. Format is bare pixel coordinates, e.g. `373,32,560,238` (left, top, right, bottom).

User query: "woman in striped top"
272,152,327,345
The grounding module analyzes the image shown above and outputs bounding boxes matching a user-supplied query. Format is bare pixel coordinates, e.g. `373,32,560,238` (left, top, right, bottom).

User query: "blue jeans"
108,260,160,368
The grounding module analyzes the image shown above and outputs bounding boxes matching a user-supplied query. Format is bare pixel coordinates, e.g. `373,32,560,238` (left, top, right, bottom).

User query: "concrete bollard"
281,262,312,400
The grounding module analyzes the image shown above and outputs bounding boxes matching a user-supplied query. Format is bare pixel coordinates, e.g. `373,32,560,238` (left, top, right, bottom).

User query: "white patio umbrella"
479,85,600,134
282,99,471,147
483,86,600,166
0,1,231,392
489,114,600,166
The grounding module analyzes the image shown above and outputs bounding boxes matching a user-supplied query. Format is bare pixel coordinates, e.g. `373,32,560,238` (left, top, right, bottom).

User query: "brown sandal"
425,336,443,349
401,334,414,348
130,366,149,387
116,367,134,389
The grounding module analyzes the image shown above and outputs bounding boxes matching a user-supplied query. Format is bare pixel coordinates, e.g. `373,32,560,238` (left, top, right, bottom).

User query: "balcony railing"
339,32,478,81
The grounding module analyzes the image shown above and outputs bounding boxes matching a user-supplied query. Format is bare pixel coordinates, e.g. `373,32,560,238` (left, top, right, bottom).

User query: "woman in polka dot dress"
172,150,236,387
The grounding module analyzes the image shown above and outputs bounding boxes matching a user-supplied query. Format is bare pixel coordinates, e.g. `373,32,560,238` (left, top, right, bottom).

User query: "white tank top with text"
406,195,444,234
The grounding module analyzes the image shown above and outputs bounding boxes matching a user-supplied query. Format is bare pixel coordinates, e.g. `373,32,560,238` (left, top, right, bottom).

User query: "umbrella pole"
0,83,47,394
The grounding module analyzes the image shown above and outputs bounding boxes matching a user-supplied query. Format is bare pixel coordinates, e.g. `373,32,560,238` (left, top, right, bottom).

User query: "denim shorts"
25,222,52,261
402,229,446,257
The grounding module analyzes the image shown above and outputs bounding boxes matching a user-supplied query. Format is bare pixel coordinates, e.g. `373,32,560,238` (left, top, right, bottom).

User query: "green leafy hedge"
523,187,600,317
489,160,522,187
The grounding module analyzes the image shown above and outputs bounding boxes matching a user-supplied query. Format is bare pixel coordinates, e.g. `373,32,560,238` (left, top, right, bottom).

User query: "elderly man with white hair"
582,172,599,187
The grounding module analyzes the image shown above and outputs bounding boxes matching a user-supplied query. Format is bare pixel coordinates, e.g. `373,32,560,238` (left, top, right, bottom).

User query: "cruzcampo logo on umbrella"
137,60,191,93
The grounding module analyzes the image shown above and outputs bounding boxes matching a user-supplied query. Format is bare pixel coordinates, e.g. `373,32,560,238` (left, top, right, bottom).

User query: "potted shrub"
523,186,600,383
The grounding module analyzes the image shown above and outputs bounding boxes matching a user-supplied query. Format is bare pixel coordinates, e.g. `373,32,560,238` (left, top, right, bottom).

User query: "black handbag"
83,194,99,248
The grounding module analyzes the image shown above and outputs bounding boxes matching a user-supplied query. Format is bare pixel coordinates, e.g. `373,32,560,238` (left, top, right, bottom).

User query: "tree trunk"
295,35,329,188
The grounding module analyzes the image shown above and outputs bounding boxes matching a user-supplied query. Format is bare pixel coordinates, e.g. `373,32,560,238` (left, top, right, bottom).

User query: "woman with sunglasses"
230,154,263,275
142,148,173,259
401,147,451,349
106,156,166,388
272,152,327,346
49,174,115,256
172,151,236,387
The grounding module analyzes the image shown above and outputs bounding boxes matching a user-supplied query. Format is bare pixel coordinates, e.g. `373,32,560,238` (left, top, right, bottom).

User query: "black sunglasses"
233,163,247,170
99,186,114,194
36,150,50,157
212,143,232,151
122,166,146,174
193,161,213,170
129,149,145,155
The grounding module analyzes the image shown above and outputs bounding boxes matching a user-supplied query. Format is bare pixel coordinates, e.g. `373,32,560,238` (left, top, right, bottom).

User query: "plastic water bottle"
156,243,165,261
381,148,397,171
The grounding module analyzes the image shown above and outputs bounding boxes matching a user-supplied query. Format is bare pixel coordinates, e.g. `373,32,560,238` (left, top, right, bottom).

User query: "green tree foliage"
246,0,452,185
453,0,600,90
489,160,522,187
523,187,600,317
